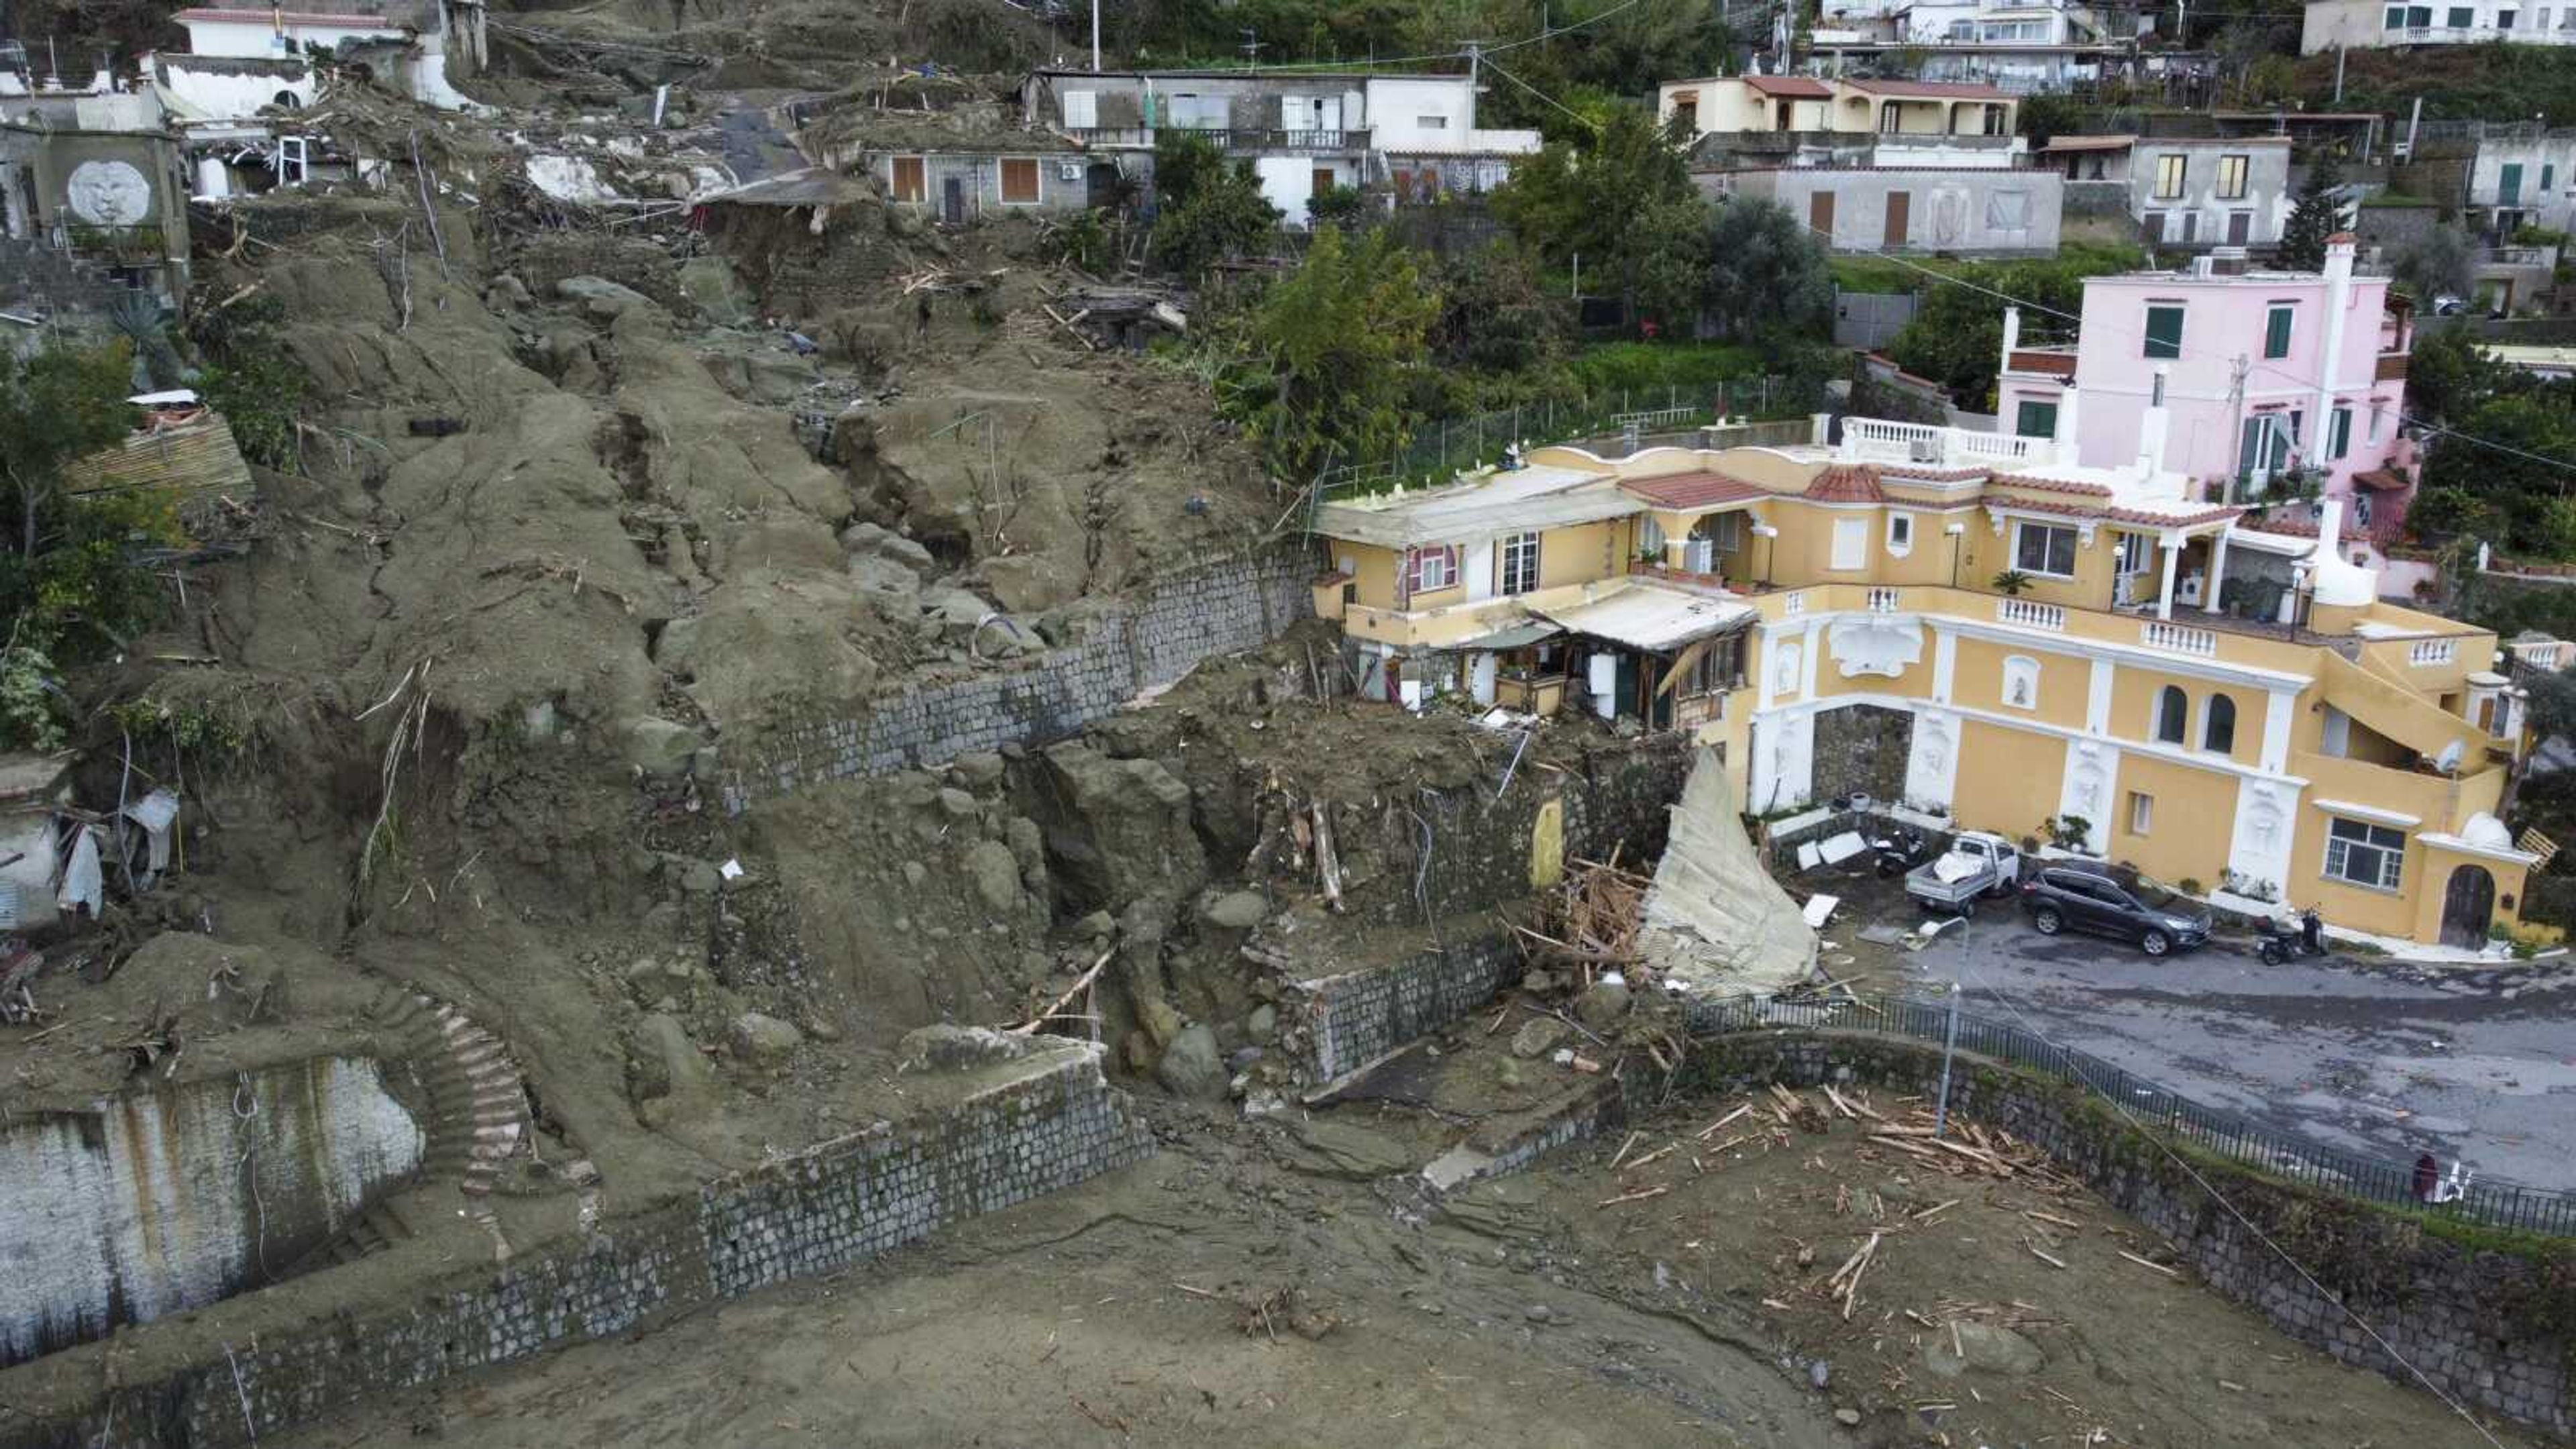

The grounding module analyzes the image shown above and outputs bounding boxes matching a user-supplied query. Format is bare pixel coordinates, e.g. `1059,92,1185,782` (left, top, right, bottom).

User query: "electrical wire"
1477,52,1605,131
1942,957,2512,1449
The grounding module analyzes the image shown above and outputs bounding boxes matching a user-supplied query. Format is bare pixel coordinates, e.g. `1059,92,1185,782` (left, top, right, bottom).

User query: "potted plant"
1992,569,2033,596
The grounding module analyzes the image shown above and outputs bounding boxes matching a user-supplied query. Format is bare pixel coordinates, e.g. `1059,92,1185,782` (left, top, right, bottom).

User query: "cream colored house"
1311,405,2536,949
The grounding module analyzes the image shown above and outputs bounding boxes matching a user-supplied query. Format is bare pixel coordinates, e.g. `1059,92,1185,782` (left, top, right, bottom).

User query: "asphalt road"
1895,916,2576,1194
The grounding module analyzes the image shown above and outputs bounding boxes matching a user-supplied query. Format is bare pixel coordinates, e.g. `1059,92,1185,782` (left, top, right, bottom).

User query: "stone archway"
2440,864,2496,950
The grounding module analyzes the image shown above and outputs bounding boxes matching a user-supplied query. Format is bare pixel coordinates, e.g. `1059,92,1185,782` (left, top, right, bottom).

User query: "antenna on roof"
1238,29,1263,68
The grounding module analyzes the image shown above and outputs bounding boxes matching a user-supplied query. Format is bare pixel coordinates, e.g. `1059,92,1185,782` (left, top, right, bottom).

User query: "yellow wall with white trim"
1945,635,2091,731
2103,754,2239,888
1949,717,2069,845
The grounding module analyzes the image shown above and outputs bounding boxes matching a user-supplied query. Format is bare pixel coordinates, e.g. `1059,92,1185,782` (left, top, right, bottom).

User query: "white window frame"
1886,511,1915,556
1407,544,1458,594
2153,152,2186,200
2128,790,2154,836
1499,531,1541,595
1061,89,1098,129
1830,516,1870,571
2322,816,2406,891
1415,114,1450,129
2151,684,2189,745
2012,520,2079,578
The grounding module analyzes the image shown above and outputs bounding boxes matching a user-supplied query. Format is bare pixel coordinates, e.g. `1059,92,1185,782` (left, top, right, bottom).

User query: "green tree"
1490,105,1702,324
2404,319,2506,426
1886,256,2117,407
2392,223,2475,309
1,343,139,562
1434,240,1567,374
1151,131,1281,278
1699,197,1831,344
2275,151,2346,273
2420,392,2576,556
1226,225,1442,480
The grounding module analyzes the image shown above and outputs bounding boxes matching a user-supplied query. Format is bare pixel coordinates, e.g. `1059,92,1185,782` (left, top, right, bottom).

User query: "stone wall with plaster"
720,543,1317,812
0,1040,1152,1449
1808,702,1913,808
0,1057,424,1368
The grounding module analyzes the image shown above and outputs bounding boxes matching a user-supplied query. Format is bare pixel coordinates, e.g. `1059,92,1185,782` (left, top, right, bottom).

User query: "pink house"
1996,237,2416,546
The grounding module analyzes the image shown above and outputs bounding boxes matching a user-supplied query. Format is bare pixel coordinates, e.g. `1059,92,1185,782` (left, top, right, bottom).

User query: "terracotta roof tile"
1620,470,1770,510
1987,472,2113,498
1743,75,1834,99
1840,78,2014,99
1805,465,1886,502
2002,494,2242,529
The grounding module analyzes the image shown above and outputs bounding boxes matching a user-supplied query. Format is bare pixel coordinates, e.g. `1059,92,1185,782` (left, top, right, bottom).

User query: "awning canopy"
1443,621,1562,652
1534,582,1756,653
2352,468,2413,492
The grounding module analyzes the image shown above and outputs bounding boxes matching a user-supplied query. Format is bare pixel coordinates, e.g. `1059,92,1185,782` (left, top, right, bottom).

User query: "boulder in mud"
1923,1322,2045,1379
1034,743,1207,910
727,1012,804,1068
839,521,936,578
1509,1018,1568,1060
633,1012,714,1100
1155,1022,1227,1100
556,274,654,321
625,716,705,777
965,839,1022,913
1574,980,1632,1030
1199,890,1267,932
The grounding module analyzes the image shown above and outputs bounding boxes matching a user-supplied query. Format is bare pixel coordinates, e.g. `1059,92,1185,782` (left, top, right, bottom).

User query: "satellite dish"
2435,739,2465,774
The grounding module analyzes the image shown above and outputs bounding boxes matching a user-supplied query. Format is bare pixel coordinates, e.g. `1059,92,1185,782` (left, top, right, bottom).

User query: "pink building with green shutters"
1995,237,2416,545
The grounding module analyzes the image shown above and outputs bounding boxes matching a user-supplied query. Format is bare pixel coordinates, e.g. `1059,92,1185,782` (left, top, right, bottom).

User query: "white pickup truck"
1902,830,2023,918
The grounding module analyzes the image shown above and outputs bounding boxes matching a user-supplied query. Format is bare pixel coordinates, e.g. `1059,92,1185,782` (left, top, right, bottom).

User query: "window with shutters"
1407,545,1458,594
2265,303,2294,359
2143,304,2184,359
1830,517,1868,570
1061,90,1097,128
2330,406,2353,460
1000,158,1040,203
892,156,926,203
2153,153,2186,199
2015,399,2059,438
2216,153,2249,199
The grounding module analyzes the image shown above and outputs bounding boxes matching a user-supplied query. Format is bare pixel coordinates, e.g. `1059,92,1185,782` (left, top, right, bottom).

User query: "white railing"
2520,641,2570,671
2379,23,2576,44
1996,597,2066,631
2409,638,2457,666
1866,587,1903,612
1838,417,2055,471
2141,620,2218,657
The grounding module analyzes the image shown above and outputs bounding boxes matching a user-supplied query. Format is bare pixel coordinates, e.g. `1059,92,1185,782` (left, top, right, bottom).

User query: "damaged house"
0,73,192,310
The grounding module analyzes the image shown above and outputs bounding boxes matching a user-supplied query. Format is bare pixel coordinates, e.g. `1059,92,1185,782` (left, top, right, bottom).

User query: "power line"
1477,0,1656,54
1941,959,2511,1448
1477,52,1603,131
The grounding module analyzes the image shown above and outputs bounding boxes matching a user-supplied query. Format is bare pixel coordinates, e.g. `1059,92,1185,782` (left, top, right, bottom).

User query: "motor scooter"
1870,824,1933,878
2255,906,2326,965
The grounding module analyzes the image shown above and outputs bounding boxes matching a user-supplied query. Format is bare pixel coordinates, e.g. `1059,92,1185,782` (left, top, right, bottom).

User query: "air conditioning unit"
1059,162,1083,180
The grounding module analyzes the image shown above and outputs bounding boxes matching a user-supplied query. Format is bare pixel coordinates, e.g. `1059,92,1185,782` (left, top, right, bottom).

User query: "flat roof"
2037,133,2136,152
1313,464,1638,549
1534,580,1757,652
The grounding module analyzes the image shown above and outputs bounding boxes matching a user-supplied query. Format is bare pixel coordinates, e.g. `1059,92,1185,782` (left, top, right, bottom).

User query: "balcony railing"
2475,245,2555,266
1839,418,2057,470
2377,23,2576,42
1063,125,1371,152
2409,637,2458,666
2141,619,2219,657
1996,597,2066,631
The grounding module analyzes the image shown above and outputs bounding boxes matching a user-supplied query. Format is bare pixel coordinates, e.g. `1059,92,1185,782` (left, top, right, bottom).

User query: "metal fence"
1690,990,2576,1238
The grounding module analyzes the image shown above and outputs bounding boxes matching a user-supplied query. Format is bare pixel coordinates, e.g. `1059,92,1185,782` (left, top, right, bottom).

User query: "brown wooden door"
1313,167,1336,196
2441,864,2496,949
1882,190,1910,248
1809,189,1835,240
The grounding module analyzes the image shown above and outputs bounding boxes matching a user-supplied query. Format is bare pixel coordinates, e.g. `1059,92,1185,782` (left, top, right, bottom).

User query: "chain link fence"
1689,990,2576,1238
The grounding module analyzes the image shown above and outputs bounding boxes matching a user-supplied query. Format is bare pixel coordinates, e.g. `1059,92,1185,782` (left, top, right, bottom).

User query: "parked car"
2018,862,2212,957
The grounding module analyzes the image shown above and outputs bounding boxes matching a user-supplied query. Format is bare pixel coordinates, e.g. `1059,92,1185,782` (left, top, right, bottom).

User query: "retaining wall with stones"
1288,932,1520,1085
1673,1027,2574,1436
720,542,1318,812
0,1040,1154,1449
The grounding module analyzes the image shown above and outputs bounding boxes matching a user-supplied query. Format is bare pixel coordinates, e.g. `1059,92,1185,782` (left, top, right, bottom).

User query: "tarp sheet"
1637,747,1818,996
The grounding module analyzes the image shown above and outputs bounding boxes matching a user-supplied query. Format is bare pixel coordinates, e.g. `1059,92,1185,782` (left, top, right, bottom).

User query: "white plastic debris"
718,858,745,881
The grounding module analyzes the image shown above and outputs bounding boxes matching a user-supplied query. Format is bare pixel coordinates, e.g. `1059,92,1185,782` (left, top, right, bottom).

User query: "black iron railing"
1688,991,2576,1238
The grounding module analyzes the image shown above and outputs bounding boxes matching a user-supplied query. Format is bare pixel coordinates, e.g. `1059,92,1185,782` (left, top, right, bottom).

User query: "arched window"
2153,686,2188,745
272,90,303,110
2203,694,2237,755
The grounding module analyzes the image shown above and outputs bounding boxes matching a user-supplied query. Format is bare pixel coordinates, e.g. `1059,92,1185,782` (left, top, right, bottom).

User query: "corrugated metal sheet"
58,415,254,500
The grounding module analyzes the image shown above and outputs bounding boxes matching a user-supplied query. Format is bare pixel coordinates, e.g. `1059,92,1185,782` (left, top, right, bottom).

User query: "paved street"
1895,920,2576,1194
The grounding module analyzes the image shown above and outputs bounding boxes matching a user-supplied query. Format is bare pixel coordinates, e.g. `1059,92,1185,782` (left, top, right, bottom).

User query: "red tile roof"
2000,494,2243,529
1743,75,1834,99
1621,470,1770,510
1805,465,1886,502
1988,472,2113,498
1876,466,1990,484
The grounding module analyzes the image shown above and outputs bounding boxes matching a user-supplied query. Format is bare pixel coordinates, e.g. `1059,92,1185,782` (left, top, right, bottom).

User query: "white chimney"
2318,496,2343,554
2310,235,2357,452
2135,364,2170,477
2000,305,2022,373
2052,382,2082,461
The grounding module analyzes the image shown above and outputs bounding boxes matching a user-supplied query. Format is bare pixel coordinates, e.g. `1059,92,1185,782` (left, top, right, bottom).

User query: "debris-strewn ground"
273,1080,2542,1448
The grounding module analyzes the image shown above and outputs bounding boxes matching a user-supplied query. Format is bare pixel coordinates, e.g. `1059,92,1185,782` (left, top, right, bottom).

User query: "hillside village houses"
1309,388,2534,948
1658,75,2063,254
1017,69,1540,225
1805,0,2147,91
1996,237,2418,547
2302,0,2576,50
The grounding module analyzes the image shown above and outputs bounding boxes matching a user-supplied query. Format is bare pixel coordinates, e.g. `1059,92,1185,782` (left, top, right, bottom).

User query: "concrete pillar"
2156,541,2180,621
2204,529,2231,613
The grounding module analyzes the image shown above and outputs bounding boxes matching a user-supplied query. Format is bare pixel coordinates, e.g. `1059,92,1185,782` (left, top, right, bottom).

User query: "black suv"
2018,862,2213,957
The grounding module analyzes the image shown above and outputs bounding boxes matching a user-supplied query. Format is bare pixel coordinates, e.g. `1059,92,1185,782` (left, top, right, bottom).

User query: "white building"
2301,0,2576,50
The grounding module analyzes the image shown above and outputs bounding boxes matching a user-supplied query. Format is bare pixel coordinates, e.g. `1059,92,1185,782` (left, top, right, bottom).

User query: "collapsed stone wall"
0,1039,1153,1449
720,541,1317,812
1674,1028,2573,1437
1809,702,1913,809
1289,932,1519,1085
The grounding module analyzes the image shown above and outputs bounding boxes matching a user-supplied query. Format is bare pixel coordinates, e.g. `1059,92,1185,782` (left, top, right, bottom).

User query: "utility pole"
1090,0,1099,72
1932,981,1963,1139
2332,42,2345,105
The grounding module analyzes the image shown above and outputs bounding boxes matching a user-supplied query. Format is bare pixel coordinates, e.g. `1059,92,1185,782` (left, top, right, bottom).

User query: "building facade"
1658,75,2020,146
1805,0,2146,91
2302,0,2576,50
1701,164,2063,254
2035,133,2294,248
1309,405,2531,948
1017,70,1538,226
1995,239,2412,532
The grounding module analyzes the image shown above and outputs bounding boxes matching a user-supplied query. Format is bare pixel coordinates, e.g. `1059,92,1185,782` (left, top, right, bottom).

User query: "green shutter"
2144,305,2184,359
2502,162,2524,205
2332,407,2353,459
2016,400,2059,438
2264,307,2292,359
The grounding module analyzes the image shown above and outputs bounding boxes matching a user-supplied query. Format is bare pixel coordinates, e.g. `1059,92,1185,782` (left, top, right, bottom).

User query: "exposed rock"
1246,1004,1277,1043
1201,890,1268,932
633,1012,714,1100
1923,1322,2047,1379
727,1012,804,1068
840,521,937,578
676,255,752,325
965,839,1022,914
1034,743,1208,910
937,787,979,819
1509,1018,1569,1060
623,716,704,777
898,1024,1038,1073
1574,981,1633,1030
847,551,922,604
1155,1023,1227,1099
952,750,1008,790
555,274,653,321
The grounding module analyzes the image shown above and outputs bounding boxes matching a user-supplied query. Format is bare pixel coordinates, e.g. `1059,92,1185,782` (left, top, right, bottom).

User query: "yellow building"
1310,413,2539,949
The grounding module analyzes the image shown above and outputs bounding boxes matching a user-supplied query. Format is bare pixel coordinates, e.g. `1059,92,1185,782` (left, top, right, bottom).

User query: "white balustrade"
1996,598,2065,631
2409,638,2457,666
1866,587,1902,613
2141,620,2218,657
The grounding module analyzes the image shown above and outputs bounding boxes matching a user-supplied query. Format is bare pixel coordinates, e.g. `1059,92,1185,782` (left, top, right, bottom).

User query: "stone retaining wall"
0,1041,1153,1449
1288,932,1520,1086
1675,1028,2573,1436
720,542,1318,812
